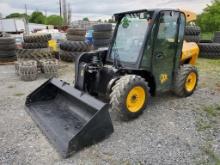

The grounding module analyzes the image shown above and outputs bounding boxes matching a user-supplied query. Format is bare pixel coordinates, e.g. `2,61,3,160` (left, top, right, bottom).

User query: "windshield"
110,12,152,64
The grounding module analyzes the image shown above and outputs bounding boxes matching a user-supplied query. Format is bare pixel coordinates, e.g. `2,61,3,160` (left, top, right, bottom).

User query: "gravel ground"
0,59,220,165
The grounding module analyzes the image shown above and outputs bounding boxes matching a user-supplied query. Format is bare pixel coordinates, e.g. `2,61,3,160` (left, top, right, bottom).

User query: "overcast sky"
0,0,212,20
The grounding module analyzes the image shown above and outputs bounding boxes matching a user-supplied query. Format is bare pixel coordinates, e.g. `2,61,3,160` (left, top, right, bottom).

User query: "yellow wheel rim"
185,72,197,92
126,86,146,113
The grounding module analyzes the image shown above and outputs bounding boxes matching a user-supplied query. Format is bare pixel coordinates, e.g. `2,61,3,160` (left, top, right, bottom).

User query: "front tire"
110,75,150,119
174,64,198,97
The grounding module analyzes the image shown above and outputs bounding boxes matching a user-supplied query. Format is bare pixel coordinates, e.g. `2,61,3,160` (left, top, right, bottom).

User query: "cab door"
152,11,179,92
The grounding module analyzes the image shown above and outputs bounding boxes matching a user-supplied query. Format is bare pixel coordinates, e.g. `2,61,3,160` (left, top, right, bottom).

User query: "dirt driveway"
0,59,220,165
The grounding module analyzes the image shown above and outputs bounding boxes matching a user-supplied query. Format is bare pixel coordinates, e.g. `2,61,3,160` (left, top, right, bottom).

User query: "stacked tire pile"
59,41,90,62
59,28,89,62
16,60,38,81
184,26,201,43
92,24,113,49
213,31,220,43
198,43,220,58
0,37,16,62
16,34,58,81
66,28,86,41
198,31,220,59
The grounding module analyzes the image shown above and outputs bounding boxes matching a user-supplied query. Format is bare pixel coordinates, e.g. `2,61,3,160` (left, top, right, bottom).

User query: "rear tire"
174,64,198,97
110,75,150,119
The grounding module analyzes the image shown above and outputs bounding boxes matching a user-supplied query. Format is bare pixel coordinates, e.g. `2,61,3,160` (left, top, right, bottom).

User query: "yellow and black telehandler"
25,9,199,158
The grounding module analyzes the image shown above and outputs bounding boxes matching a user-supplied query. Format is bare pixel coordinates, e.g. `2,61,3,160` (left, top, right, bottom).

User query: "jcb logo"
160,74,168,84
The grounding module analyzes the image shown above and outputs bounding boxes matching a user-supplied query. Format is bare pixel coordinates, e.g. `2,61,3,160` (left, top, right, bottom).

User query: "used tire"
0,56,16,63
0,43,16,51
22,42,48,49
93,39,111,48
60,41,90,52
19,60,38,81
93,31,112,39
40,60,58,78
214,31,220,37
110,75,150,119
185,26,201,35
199,39,213,43
16,49,34,59
59,50,82,62
214,36,220,43
93,24,112,32
23,34,52,43
16,48,52,60
0,37,15,45
66,34,85,41
198,43,220,52
174,64,198,97
67,28,86,36
0,50,16,58
200,51,220,58
184,35,200,43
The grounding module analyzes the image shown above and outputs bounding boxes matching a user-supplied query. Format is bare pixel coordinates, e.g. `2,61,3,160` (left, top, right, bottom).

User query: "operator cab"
107,9,185,72
108,11,154,67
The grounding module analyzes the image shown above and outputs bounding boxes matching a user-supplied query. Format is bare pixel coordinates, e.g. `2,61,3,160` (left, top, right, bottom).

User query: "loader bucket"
25,78,114,158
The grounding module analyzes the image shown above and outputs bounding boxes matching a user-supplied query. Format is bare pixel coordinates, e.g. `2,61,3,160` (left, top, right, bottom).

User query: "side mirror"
139,13,145,19
112,15,116,22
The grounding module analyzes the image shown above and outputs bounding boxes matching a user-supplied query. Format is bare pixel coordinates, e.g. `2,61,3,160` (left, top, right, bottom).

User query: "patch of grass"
14,92,25,97
196,119,212,132
202,143,220,165
203,106,220,117
195,105,220,132
194,105,220,164
196,58,220,90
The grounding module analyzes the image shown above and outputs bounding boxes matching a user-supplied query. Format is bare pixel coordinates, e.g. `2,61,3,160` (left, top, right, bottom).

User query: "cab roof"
114,9,182,16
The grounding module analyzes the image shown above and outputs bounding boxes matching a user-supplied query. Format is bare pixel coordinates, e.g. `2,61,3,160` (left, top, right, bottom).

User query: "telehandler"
25,9,199,158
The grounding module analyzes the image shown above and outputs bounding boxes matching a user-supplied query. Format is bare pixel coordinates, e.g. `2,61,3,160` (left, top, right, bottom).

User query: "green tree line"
6,12,115,26
197,0,220,33
6,11,63,26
